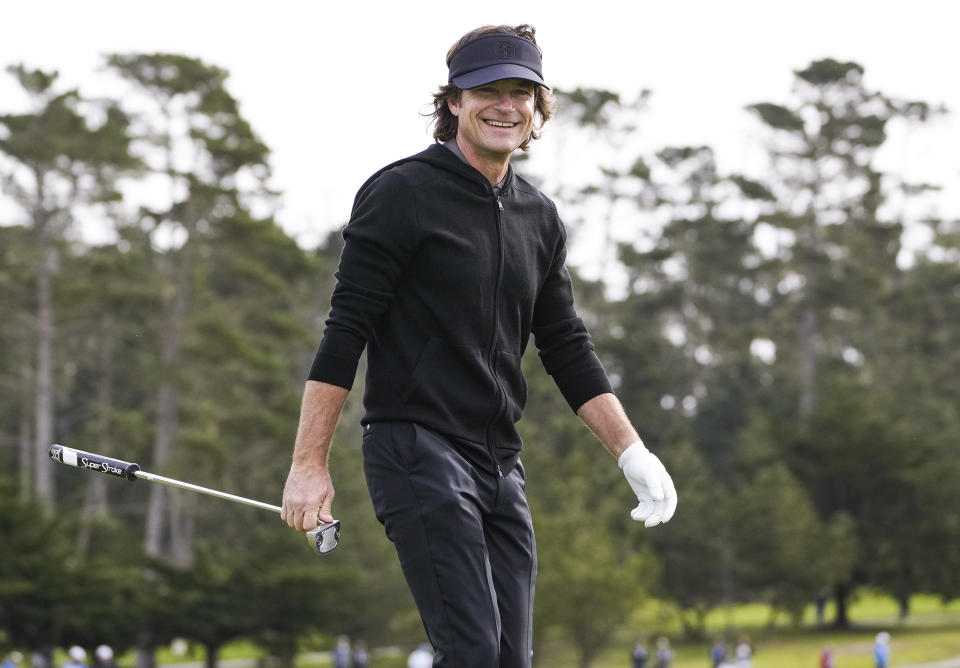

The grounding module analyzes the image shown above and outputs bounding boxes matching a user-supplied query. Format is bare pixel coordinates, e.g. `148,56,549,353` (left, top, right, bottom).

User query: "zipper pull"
497,464,504,479
497,197,503,211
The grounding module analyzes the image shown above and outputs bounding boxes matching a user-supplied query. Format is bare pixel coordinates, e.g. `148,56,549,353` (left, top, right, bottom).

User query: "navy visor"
448,33,549,89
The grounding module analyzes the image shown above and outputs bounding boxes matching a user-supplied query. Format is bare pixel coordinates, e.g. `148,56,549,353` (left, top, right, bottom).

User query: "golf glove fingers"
619,440,677,527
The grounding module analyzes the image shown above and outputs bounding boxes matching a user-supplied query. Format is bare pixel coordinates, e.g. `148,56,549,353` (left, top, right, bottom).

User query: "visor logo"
495,41,514,59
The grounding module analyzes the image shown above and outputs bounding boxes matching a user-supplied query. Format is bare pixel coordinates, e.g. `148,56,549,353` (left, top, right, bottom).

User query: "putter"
48,444,340,554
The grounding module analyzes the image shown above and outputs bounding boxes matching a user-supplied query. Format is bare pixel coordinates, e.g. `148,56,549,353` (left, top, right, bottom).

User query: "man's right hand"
281,463,335,531
282,381,349,531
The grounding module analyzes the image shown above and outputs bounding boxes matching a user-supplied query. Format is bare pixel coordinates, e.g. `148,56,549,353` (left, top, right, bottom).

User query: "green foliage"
646,438,733,636
0,62,141,510
141,536,361,666
729,175,775,202
535,504,658,667
532,58,956,651
0,484,145,652
0,65,139,183
747,103,805,133
554,88,622,127
794,59,864,87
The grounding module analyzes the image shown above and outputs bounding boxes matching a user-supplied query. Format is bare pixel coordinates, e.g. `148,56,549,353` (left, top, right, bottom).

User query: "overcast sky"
3,0,959,253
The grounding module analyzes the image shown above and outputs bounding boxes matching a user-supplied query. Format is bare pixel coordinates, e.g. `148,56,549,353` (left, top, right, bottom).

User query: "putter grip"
49,444,141,481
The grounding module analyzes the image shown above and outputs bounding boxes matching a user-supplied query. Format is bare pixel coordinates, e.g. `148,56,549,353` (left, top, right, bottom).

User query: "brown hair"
428,24,556,151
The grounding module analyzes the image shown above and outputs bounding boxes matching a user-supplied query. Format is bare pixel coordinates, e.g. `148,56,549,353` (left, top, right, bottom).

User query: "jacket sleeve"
531,219,613,412
308,171,420,389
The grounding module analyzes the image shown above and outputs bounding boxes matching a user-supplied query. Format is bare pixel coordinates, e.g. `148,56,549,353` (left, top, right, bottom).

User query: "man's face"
448,78,537,161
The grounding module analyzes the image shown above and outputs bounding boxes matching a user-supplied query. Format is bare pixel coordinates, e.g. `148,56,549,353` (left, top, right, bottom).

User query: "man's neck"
455,135,510,186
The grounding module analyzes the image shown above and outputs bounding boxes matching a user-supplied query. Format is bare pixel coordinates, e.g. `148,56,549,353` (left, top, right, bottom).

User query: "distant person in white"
734,636,752,668
407,643,434,668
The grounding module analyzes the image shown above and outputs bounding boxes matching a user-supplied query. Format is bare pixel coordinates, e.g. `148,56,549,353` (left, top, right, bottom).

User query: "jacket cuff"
553,363,613,413
307,350,359,390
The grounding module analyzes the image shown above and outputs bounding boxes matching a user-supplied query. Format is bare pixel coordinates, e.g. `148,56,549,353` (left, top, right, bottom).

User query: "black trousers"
362,422,536,668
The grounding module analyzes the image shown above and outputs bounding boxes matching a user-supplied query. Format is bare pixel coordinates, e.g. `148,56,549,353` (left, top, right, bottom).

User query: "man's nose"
493,93,515,111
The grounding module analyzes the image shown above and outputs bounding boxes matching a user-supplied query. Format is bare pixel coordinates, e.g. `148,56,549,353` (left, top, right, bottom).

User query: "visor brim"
452,63,549,90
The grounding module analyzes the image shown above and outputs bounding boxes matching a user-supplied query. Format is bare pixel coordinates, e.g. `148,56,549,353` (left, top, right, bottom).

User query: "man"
733,637,752,668
632,641,648,668
1,652,23,668
60,648,86,668
282,24,677,667
710,640,727,668
654,638,673,668
330,636,350,668
91,647,117,668
408,643,434,668
873,632,891,668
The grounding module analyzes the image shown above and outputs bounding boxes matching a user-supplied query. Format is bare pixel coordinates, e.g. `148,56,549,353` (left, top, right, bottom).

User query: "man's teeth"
485,120,517,127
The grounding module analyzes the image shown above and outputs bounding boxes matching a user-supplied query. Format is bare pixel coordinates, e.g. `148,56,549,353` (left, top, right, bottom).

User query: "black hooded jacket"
308,144,612,474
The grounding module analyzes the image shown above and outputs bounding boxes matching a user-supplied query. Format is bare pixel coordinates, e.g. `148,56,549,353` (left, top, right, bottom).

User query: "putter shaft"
134,469,282,514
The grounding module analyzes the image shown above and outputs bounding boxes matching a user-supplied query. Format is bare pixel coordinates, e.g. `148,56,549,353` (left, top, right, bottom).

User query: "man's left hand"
618,440,677,527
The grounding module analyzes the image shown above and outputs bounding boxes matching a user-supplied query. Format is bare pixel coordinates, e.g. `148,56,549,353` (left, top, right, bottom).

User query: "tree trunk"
766,603,779,628
204,643,219,668
575,638,600,668
135,633,156,668
272,635,297,668
798,306,817,417
814,593,828,626
898,593,910,620
145,249,190,559
832,582,850,628
144,382,175,557
170,492,197,567
76,475,108,554
19,356,33,500
798,209,821,419
33,245,56,506
77,331,114,554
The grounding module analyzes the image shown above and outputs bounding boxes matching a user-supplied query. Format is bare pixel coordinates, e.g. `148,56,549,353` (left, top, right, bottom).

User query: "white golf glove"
619,440,677,527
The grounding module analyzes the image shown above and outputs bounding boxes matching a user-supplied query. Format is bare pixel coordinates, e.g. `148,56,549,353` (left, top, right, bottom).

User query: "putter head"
306,520,340,554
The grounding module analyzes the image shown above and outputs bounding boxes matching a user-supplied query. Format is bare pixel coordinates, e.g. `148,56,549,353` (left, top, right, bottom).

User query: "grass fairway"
534,591,960,667
584,629,960,668
121,590,960,668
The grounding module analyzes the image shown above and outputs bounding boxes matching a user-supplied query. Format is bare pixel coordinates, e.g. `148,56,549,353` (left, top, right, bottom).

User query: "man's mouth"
484,120,518,128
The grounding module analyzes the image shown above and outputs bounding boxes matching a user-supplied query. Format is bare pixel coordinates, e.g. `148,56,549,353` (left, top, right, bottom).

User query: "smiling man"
281,24,677,668
447,76,536,182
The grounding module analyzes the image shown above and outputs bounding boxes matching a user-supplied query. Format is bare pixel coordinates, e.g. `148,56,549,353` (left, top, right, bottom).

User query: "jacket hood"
390,143,516,194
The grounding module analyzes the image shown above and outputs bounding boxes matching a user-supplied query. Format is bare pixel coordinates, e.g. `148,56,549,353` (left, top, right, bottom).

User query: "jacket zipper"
485,193,506,479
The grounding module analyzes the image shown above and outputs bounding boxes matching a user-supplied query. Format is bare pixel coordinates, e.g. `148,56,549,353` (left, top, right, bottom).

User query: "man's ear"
447,93,460,117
